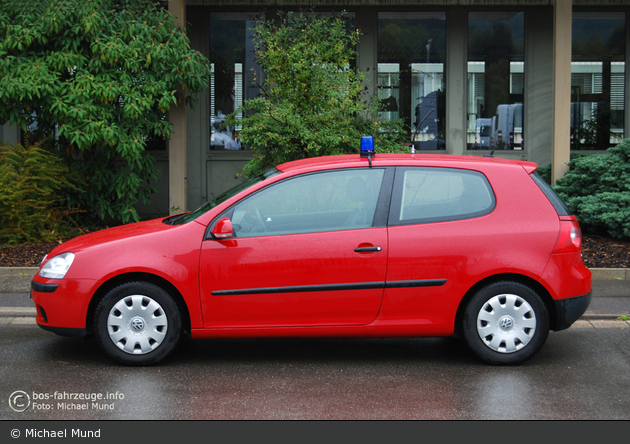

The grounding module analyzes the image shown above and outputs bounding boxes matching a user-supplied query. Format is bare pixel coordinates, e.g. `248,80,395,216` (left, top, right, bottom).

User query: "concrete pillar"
551,0,572,184
0,122,19,145
168,0,187,214
186,6,210,210
356,8,378,103
445,8,467,155
525,7,554,167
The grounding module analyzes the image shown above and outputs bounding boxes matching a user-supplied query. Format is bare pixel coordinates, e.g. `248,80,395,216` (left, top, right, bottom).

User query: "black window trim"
530,172,571,216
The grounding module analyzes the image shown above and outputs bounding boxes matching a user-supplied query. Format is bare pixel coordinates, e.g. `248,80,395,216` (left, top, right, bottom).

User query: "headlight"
39,252,75,279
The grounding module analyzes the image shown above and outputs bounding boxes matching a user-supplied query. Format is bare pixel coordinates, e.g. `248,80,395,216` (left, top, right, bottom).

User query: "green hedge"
552,139,630,239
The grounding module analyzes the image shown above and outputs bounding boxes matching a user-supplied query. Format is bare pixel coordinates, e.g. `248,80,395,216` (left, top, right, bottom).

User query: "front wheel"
463,281,549,365
94,281,182,365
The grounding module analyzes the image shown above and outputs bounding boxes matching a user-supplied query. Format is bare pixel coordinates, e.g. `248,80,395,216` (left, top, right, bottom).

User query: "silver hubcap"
476,294,537,353
107,295,168,355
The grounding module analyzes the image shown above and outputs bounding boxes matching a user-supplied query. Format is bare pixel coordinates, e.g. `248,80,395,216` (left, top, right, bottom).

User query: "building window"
209,12,262,149
467,12,524,151
378,12,446,150
571,12,625,150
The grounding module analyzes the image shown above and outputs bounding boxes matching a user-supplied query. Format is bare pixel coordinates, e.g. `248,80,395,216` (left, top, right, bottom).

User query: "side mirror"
211,217,234,239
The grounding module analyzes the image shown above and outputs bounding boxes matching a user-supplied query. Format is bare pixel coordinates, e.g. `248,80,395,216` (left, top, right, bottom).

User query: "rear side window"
530,172,571,216
390,167,495,225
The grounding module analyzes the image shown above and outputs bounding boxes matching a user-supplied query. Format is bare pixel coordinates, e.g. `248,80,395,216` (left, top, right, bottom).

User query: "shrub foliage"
553,138,630,239
231,11,407,177
0,140,79,245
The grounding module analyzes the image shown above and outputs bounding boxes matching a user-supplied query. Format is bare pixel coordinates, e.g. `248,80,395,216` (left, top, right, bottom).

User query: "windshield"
171,168,281,225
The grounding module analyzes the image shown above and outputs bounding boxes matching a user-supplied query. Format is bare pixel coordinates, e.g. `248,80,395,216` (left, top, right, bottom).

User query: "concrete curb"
0,267,39,276
3,267,629,279
589,268,630,280
0,307,36,316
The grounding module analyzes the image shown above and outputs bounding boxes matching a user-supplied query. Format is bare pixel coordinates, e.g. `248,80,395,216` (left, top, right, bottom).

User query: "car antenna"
484,150,495,158
411,108,434,154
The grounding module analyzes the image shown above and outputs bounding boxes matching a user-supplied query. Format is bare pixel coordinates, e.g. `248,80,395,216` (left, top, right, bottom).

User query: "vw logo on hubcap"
130,317,145,332
498,316,514,331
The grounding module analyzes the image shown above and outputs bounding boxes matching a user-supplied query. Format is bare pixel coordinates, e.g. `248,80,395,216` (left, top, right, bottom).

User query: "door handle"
354,246,382,253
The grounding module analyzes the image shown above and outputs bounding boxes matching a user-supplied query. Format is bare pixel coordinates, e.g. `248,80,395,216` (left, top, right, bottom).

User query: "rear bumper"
554,292,592,331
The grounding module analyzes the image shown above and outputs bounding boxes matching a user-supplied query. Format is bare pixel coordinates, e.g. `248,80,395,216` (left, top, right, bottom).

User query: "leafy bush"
0,0,211,224
0,140,80,245
553,138,630,239
536,153,588,185
535,163,552,185
231,11,407,177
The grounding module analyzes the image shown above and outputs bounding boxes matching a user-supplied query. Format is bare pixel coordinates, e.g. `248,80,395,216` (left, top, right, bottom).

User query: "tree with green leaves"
0,0,211,224
230,11,407,177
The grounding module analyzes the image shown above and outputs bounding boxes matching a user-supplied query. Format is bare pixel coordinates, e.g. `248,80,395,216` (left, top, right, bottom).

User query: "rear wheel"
94,281,182,365
463,281,549,365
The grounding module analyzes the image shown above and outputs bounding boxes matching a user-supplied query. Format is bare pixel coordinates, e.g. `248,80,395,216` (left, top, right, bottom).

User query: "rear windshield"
530,172,571,216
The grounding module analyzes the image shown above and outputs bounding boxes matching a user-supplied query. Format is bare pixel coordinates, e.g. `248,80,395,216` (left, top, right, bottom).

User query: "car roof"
277,154,538,175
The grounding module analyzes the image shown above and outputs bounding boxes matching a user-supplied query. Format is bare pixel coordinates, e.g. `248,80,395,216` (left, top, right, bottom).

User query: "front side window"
173,169,280,225
467,12,524,151
230,169,386,237
391,167,495,224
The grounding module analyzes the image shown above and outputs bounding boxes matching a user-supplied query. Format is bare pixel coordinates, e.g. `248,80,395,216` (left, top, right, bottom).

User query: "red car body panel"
30,154,591,350
33,219,207,329
199,227,388,327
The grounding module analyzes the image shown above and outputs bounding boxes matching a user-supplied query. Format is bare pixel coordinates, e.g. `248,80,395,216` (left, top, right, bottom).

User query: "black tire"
94,281,182,365
462,281,549,365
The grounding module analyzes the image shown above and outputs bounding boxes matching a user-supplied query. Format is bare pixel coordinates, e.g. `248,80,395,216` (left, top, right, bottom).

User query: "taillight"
553,216,582,253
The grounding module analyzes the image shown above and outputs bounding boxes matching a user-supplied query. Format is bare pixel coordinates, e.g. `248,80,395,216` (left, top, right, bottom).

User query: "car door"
382,166,497,331
199,167,392,328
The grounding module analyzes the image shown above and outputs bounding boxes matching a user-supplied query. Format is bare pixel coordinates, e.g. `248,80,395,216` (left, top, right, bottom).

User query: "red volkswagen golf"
31,151,591,366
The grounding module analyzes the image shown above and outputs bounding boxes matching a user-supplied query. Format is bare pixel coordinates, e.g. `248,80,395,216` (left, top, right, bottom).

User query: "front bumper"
554,292,592,331
37,323,87,337
30,277,98,332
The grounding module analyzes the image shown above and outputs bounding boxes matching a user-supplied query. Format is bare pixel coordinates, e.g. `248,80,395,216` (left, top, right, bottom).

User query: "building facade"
4,0,629,218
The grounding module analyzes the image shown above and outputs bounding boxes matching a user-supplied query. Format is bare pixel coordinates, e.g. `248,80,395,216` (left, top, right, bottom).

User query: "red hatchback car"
31,153,591,366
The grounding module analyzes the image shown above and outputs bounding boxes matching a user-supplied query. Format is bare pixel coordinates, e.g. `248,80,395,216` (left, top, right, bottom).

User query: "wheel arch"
454,273,558,337
85,272,192,336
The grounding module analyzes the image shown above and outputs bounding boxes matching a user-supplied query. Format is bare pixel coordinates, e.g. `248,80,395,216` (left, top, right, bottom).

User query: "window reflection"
571,12,625,150
467,12,524,151
209,12,262,149
378,12,446,150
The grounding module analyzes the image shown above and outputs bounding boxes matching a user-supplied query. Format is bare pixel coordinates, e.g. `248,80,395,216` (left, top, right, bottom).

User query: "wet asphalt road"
1,321,629,420
2,275,629,420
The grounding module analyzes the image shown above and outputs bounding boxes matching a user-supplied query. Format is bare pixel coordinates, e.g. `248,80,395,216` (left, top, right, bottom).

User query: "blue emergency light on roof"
360,135,375,157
